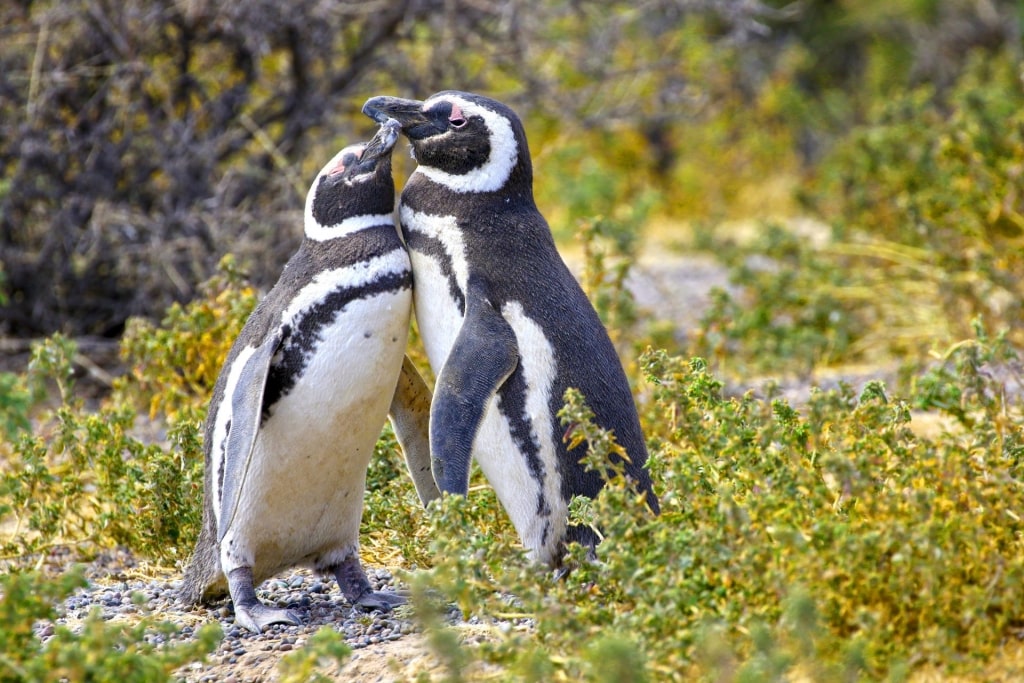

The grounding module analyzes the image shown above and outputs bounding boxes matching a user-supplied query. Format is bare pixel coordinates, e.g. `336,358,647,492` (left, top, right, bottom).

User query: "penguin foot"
353,589,407,611
330,555,405,611
553,524,603,580
234,602,304,633
227,566,304,632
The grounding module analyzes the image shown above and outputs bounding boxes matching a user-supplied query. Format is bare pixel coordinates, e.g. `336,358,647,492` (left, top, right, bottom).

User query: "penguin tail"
178,523,226,605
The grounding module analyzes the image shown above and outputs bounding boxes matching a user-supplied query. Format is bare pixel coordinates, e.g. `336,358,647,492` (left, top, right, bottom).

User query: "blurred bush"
805,49,1024,343
0,0,554,336
690,45,1024,375
9,1,1016,337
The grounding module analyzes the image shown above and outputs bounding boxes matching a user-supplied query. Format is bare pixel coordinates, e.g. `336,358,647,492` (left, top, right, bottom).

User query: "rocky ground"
45,561,447,682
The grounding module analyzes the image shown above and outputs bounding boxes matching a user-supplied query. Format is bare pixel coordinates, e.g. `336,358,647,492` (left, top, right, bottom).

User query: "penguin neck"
303,213,395,242
297,222,406,272
404,168,537,214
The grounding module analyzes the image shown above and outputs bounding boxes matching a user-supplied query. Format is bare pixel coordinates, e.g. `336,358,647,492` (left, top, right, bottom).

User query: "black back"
400,92,659,513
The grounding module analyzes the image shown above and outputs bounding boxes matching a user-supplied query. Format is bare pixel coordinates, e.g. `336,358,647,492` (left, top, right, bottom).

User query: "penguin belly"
472,302,567,565
219,289,411,581
410,243,566,564
409,249,465,365
403,208,468,367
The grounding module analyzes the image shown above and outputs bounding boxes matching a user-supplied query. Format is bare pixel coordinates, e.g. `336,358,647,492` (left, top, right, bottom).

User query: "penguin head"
305,119,400,234
362,91,532,195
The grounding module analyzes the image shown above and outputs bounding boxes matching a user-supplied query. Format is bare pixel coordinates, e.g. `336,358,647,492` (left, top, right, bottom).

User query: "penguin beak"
361,118,401,163
344,118,400,176
362,96,436,141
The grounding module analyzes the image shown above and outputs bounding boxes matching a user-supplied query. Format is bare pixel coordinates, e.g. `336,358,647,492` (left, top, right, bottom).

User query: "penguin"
362,91,660,567
178,119,440,633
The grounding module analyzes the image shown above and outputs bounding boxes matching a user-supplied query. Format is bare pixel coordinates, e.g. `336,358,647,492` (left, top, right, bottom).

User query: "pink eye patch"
327,147,364,176
449,102,467,127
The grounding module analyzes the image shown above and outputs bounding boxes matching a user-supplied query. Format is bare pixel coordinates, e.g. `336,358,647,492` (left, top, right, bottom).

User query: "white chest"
215,272,412,575
472,301,566,564
399,206,469,367
398,206,570,562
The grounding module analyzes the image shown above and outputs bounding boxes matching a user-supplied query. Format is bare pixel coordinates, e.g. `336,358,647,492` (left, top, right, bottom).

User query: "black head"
304,119,400,237
362,91,532,195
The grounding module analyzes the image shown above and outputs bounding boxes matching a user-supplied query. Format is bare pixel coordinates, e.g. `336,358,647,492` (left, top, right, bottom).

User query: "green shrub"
689,50,1024,376
0,369,39,442
0,566,221,682
0,258,255,565
0,337,206,564
692,223,864,375
802,48,1024,349
404,341,1024,681
118,254,258,422
911,320,1023,453
576,215,642,354
360,421,439,569
277,627,352,683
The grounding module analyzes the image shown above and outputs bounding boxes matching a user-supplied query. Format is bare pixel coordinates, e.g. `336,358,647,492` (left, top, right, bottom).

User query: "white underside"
470,302,566,566
406,212,565,565
219,289,411,579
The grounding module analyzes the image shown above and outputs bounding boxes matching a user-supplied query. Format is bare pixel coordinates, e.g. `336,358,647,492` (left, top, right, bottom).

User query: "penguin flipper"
218,329,286,543
388,355,441,506
430,294,519,495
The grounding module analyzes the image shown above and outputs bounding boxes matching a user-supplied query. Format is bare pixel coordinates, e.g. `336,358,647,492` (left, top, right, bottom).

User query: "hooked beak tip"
361,96,425,126
361,99,391,124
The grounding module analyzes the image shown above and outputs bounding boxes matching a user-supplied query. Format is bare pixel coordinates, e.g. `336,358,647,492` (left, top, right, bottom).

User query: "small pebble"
36,564,464,681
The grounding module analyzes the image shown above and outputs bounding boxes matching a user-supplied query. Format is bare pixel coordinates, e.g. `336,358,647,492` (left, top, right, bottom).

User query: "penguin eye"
448,101,467,129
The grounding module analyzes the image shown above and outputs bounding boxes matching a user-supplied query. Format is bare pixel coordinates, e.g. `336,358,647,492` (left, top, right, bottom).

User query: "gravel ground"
37,561,451,682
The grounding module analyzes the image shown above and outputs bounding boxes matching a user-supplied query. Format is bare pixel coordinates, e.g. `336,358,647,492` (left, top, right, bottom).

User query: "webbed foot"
331,554,405,612
234,602,303,633
227,566,304,632
353,589,406,611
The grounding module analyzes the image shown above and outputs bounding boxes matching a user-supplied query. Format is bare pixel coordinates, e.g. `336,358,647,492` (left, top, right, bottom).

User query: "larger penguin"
363,91,659,566
178,120,439,633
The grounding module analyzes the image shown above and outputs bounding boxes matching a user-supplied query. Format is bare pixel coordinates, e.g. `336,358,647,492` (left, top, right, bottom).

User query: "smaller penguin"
179,119,439,633
362,92,659,568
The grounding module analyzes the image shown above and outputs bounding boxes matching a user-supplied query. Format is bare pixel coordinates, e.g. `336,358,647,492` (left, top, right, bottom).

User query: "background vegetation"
2,0,1024,680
